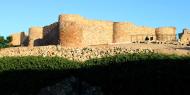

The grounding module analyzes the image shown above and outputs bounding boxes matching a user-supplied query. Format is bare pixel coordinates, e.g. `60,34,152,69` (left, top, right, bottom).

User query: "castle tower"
179,29,190,45
28,27,43,47
155,27,176,41
59,14,84,47
113,22,135,43
10,32,25,46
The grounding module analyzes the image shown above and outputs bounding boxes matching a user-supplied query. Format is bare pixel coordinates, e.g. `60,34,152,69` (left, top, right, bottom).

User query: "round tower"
113,22,135,43
58,14,84,47
155,27,176,41
28,27,43,47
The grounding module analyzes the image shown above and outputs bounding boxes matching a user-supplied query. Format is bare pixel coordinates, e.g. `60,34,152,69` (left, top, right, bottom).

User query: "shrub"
0,53,190,95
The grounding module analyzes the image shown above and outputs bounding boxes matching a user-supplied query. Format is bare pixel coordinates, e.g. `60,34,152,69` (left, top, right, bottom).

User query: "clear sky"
0,0,189,37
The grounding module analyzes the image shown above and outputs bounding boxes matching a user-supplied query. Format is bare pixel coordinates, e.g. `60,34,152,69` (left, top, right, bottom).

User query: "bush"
0,53,190,72
0,53,190,95
0,56,81,72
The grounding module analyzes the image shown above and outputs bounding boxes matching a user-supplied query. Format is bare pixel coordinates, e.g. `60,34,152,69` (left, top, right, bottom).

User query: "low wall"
0,46,154,61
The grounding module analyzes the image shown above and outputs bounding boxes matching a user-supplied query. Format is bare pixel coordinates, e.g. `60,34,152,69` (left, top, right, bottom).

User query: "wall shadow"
0,61,190,95
34,39,44,46
43,22,59,46
176,47,190,50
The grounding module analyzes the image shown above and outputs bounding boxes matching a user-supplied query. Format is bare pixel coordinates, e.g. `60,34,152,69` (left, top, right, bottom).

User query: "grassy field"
0,53,190,95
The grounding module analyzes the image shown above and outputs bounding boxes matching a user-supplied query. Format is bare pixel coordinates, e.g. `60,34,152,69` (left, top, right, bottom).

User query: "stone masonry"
10,32,25,46
28,27,43,47
0,45,155,61
179,29,190,45
155,27,176,41
8,14,183,47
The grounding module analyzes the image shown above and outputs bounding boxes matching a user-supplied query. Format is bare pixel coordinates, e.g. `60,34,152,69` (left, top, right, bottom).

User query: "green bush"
0,56,81,72
0,53,190,95
0,53,190,72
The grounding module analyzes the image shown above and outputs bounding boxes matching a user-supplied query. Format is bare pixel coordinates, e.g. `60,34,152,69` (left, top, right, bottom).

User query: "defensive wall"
28,27,43,47
155,27,176,41
43,22,59,45
9,14,179,47
113,22,156,43
59,14,113,47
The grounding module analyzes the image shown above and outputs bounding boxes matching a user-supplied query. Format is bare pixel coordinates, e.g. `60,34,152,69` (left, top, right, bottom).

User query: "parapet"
59,14,84,22
28,27,43,47
113,22,136,30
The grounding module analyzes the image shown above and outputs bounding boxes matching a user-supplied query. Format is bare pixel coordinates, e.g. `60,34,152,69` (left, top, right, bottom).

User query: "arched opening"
150,37,153,41
145,36,149,41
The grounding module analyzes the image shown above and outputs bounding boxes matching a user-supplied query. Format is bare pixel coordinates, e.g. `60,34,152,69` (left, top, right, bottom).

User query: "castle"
9,14,190,47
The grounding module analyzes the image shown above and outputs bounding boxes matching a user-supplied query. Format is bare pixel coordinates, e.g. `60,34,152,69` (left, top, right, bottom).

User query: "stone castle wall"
59,15,84,47
28,27,43,47
10,32,25,46
9,14,180,47
43,22,59,45
113,22,134,43
81,19,113,46
179,29,190,45
59,15,113,47
113,22,156,43
155,27,176,41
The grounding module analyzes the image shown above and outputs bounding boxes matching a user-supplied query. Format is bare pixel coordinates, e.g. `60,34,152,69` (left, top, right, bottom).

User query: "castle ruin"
179,29,190,45
10,14,189,47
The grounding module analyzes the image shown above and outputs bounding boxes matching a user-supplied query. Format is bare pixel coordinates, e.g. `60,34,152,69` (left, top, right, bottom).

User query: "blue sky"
0,0,189,37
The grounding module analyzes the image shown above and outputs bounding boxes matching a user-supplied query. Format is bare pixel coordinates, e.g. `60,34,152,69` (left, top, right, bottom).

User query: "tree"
0,36,4,43
0,35,12,48
6,36,12,43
